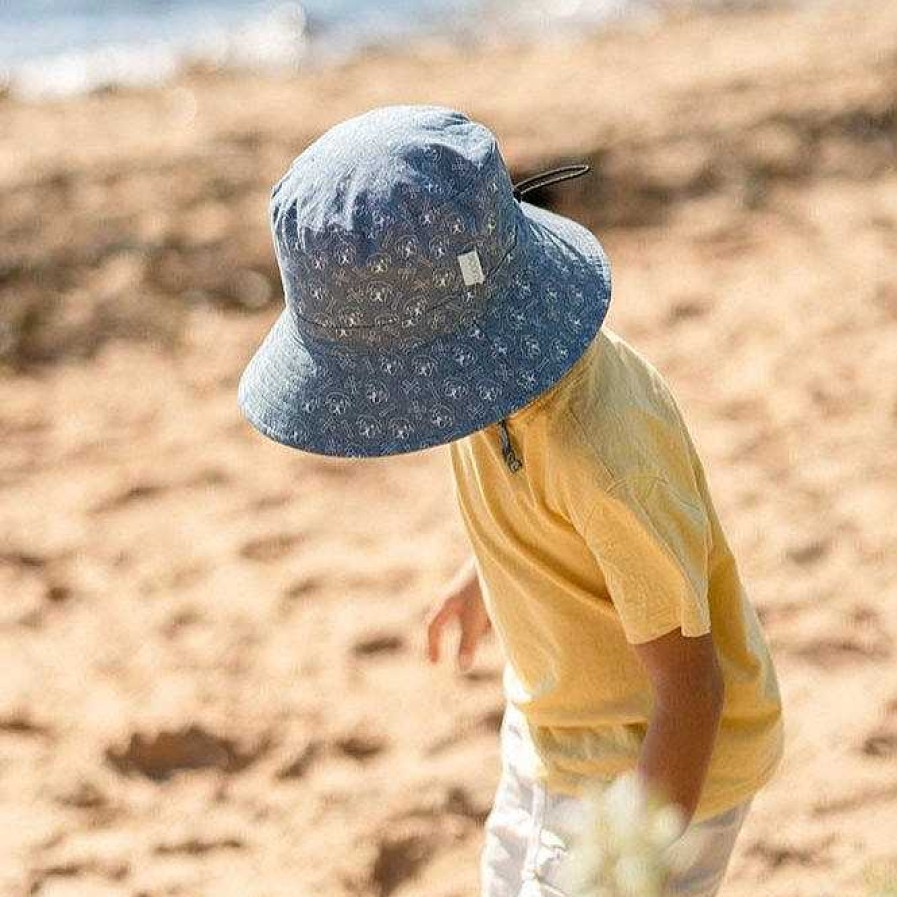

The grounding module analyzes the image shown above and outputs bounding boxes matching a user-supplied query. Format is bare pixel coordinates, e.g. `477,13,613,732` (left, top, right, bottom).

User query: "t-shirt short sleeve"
581,475,712,644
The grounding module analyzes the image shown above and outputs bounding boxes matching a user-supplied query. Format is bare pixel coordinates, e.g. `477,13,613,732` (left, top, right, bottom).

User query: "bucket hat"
237,104,611,466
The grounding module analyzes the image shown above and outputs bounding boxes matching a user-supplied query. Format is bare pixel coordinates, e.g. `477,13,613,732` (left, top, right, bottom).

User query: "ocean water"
0,0,725,99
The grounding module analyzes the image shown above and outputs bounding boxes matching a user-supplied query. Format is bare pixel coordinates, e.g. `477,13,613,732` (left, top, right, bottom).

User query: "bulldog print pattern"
238,105,611,457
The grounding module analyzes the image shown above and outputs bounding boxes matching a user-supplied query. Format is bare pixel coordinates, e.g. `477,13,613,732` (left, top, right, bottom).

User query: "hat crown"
269,105,521,350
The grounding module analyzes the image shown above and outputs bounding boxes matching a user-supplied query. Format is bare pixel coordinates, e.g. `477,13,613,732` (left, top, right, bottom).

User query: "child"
238,104,784,897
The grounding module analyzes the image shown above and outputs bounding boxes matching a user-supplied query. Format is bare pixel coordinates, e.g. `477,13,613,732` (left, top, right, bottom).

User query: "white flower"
614,855,656,896
647,806,687,852
558,773,685,897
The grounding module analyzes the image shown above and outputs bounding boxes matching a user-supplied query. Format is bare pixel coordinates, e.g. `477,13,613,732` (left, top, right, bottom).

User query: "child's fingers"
457,623,480,671
457,608,487,671
425,597,460,663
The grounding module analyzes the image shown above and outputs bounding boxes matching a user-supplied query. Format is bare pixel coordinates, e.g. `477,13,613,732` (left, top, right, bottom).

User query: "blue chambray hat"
237,104,611,462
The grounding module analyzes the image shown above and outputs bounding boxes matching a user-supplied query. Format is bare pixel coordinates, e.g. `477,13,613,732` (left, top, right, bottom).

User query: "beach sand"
1,1,896,894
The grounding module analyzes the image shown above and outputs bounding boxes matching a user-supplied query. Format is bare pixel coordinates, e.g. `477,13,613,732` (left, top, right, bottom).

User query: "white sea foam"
3,1,311,100
1,0,797,101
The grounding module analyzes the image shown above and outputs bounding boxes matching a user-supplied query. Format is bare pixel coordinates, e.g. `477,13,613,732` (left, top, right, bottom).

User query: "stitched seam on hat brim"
282,221,605,360
242,331,605,457
280,206,609,352
286,217,523,344
241,303,610,451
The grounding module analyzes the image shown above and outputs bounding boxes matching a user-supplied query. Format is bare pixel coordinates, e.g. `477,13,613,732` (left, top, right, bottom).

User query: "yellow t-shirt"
449,326,784,823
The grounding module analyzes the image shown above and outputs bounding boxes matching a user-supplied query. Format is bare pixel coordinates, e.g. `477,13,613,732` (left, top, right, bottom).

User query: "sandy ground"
2,1,897,895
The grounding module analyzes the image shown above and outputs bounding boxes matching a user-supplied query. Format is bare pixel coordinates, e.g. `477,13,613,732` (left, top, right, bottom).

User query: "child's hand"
425,558,491,672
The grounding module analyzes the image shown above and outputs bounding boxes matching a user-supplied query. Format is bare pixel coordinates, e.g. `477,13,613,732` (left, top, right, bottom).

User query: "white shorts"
481,705,752,897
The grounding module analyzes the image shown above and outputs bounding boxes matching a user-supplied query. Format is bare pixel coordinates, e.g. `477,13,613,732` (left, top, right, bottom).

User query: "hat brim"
237,200,611,457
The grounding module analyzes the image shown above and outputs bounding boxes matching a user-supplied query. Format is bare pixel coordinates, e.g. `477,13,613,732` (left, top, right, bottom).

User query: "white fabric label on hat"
457,248,485,286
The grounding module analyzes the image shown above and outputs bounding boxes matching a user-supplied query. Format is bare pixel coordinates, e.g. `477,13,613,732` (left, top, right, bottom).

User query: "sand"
1,1,896,894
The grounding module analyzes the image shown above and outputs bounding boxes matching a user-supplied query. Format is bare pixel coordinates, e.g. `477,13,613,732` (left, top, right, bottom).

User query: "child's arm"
425,557,491,672
632,628,724,827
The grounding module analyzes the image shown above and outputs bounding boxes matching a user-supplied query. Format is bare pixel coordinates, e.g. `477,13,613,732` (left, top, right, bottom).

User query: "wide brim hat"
238,105,611,458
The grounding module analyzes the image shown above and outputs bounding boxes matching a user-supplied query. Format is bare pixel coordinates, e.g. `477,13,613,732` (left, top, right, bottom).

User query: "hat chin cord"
497,418,524,473
494,163,591,473
511,163,590,202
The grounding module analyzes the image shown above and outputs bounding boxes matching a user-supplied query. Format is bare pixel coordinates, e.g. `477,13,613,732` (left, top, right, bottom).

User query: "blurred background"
1,2,896,895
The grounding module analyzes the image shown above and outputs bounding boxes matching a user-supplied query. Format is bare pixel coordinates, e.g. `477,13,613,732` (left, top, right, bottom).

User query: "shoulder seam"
583,474,711,614
564,403,616,478
606,473,706,515
563,404,617,536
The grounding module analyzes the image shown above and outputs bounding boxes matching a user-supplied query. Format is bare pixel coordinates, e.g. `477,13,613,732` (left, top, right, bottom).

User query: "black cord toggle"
497,418,523,473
